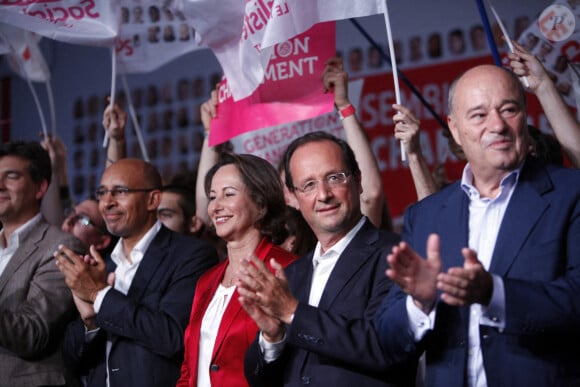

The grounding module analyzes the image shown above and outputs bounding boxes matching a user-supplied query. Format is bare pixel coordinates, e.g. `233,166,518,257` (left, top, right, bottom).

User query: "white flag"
0,24,50,82
0,1,120,47
178,0,383,100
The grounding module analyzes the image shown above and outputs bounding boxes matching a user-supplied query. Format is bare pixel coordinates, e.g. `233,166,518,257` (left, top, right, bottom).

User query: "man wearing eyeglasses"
61,199,115,256
55,158,218,387
239,132,416,386
0,141,85,387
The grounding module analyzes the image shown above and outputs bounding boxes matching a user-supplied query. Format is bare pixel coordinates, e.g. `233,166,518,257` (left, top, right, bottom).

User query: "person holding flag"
508,40,580,168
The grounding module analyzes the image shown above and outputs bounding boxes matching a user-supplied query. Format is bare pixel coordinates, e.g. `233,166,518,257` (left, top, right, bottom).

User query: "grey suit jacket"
0,217,84,387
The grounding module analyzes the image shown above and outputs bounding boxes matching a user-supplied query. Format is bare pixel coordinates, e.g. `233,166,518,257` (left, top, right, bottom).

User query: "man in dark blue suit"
374,65,580,386
238,132,415,386
56,158,218,387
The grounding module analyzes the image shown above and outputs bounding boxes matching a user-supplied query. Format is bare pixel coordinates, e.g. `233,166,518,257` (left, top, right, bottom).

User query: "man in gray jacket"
0,141,84,387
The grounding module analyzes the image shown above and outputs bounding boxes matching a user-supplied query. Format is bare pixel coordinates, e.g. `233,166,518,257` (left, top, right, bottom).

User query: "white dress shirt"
0,213,41,276
260,216,366,361
87,221,162,387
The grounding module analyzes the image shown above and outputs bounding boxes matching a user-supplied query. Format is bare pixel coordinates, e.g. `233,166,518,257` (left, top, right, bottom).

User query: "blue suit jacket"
245,218,416,387
375,157,580,387
63,226,218,387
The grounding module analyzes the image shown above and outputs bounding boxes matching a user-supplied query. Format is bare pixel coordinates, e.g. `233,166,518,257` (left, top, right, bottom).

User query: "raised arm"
322,57,385,227
509,41,580,167
40,134,70,225
392,104,438,200
102,102,128,167
194,89,220,227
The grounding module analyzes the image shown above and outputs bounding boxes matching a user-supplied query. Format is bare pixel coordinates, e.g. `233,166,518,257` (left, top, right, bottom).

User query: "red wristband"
336,104,356,120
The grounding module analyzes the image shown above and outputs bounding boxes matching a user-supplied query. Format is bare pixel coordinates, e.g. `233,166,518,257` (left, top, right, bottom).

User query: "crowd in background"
0,37,578,387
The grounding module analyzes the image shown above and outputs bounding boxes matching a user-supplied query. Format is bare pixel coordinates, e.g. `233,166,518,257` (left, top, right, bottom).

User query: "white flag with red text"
178,0,384,100
0,0,120,46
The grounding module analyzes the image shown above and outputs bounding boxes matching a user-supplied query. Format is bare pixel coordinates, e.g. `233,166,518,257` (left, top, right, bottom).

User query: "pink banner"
179,0,382,101
209,22,336,146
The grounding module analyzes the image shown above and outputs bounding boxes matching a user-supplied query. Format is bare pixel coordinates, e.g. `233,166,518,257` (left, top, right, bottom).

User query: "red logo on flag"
22,46,31,61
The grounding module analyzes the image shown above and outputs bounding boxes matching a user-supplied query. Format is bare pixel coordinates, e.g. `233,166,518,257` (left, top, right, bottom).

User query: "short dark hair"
0,141,51,185
283,131,360,191
204,152,288,245
161,184,196,219
528,125,563,165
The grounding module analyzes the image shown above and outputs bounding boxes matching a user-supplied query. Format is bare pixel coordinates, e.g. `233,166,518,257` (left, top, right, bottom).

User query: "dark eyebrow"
157,208,177,213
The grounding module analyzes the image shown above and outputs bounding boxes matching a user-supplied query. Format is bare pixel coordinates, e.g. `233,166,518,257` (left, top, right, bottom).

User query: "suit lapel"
0,220,46,294
292,253,315,304
317,220,376,309
126,226,170,301
436,188,470,271
489,159,552,276
201,264,231,357
212,239,281,358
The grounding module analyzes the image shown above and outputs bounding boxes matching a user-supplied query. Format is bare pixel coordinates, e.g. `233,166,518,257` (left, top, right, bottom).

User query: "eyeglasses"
94,187,155,201
64,208,107,234
294,172,351,194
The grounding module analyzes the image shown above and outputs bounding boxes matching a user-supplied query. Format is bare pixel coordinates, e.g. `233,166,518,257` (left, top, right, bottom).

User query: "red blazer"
177,237,297,387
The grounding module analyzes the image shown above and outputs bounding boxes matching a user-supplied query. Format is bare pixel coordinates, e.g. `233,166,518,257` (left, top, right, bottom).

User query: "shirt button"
210,364,220,371
301,376,311,384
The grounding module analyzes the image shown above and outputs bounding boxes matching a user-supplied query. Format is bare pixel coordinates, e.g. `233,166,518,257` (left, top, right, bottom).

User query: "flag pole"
121,74,150,162
103,46,116,148
475,0,501,66
45,81,56,135
348,19,449,132
487,0,530,87
382,0,406,162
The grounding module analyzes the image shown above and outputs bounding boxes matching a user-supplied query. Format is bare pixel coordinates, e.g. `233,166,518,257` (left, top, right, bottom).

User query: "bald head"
98,158,162,240
448,65,527,118
103,158,162,190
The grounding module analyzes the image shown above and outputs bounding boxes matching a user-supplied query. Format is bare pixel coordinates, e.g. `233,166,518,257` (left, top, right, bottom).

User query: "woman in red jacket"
177,152,297,386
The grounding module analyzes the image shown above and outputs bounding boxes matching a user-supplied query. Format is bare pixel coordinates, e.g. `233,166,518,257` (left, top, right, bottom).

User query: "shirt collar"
0,213,42,249
111,220,162,266
313,216,366,263
460,161,523,200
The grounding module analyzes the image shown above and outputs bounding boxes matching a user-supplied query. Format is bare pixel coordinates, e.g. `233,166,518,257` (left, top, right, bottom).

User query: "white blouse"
197,283,236,386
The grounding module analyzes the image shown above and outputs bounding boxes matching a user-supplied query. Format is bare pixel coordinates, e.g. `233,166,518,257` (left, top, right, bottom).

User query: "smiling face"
97,159,160,241
0,155,46,227
207,164,261,243
448,65,530,185
289,140,362,246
